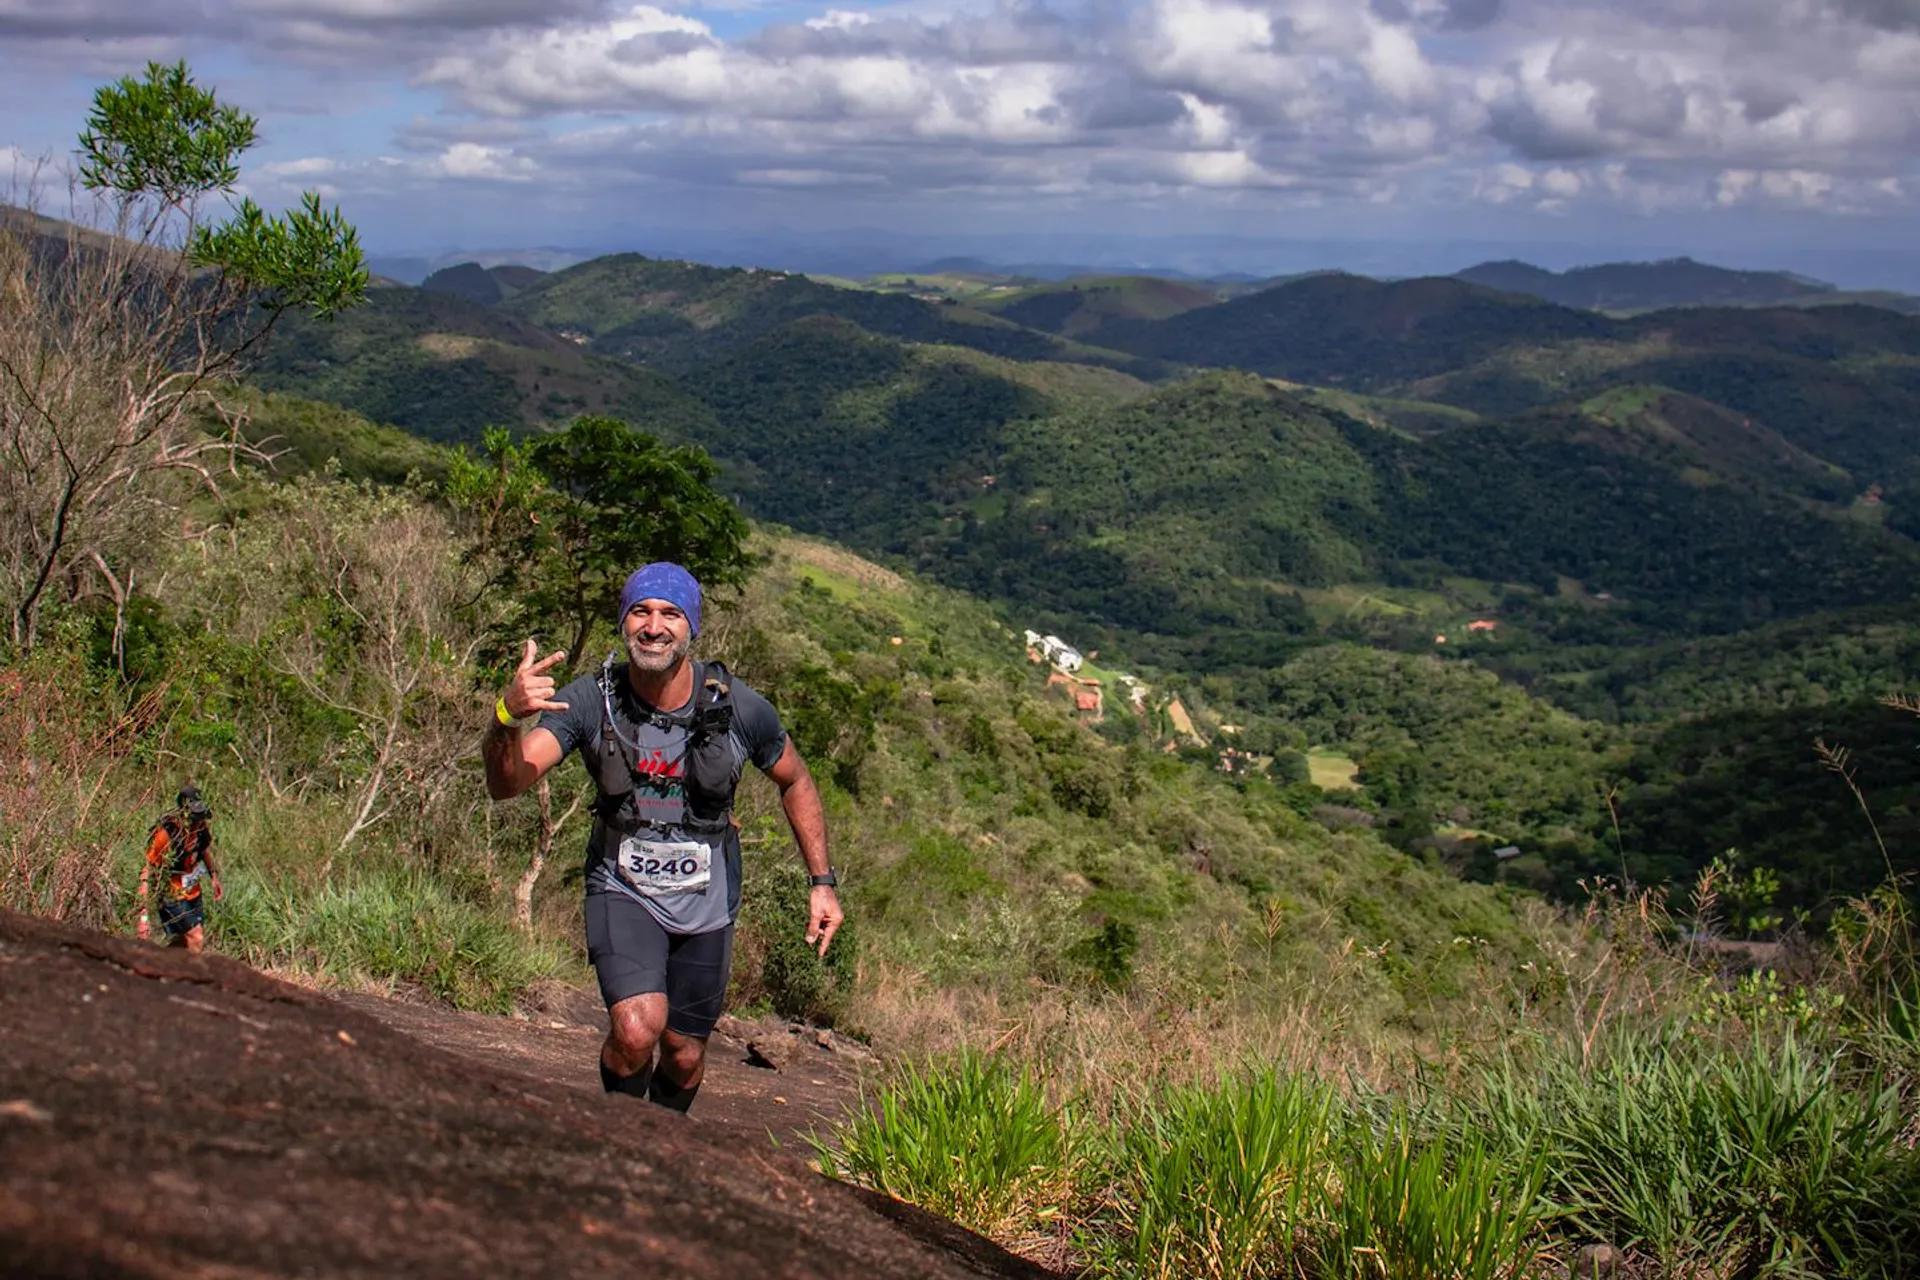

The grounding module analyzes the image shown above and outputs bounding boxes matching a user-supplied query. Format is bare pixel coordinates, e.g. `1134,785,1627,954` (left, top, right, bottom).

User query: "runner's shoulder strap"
149,814,201,868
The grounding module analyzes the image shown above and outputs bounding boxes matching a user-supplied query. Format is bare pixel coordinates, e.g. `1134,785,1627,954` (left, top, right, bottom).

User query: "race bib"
178,866,205,891
613,837,712,898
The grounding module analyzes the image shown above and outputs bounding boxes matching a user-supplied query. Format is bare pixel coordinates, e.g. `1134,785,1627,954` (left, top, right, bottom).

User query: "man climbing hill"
482,562,842,1115
135,784,222,952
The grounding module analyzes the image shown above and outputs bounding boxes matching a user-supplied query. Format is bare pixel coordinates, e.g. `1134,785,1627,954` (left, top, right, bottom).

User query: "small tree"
446,416,753,925
448,415,753,665
0,61,366,656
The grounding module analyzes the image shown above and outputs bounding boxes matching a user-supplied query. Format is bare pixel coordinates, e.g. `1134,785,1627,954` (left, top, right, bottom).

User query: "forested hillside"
254,287,717,442
1087,274,1616,385
1456,257,1834,312
498,253,1164,376
979,275,1218,338
238,254,1920,923
1456,256,1920,315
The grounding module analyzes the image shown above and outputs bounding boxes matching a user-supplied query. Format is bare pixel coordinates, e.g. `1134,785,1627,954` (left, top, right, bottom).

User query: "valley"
243,246,1920,919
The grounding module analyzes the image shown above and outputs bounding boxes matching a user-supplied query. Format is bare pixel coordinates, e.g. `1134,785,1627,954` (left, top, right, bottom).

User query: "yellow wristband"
495,696,523,728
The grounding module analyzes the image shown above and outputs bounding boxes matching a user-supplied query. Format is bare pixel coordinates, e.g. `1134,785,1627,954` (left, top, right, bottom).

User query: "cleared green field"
1297,583,1451,624
1307,748,1361,790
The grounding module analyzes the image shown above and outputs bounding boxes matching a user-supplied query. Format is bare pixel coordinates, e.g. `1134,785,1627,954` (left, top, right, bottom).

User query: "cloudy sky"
3,0,1918,282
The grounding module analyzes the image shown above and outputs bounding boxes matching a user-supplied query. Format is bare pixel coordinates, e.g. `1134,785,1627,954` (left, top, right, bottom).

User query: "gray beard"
624,630,690,674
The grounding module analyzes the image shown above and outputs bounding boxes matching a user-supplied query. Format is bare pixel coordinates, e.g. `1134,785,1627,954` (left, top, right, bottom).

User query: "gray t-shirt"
538,661,788,935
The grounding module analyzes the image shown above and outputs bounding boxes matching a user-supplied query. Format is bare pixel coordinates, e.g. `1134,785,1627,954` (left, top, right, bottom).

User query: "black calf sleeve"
600,1058,653,1099
647,1076,700,1114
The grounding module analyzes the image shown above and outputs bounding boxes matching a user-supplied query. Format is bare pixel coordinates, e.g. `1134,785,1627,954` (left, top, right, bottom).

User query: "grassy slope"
222,386,453,484
720,532,1550,1045
228,379,1556,1033
97,373,1558,1045
1568,385,1848,498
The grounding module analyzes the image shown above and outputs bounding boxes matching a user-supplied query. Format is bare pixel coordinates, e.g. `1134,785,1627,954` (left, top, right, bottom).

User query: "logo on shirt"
631,749,684,780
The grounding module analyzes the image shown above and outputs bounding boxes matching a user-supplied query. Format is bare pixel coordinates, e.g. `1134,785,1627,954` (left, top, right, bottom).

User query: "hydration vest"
585,656,740,841
150,814,211,896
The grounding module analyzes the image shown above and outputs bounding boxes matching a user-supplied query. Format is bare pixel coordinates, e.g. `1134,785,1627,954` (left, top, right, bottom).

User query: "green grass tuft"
810,1051,1084,1250
214,867,567,1013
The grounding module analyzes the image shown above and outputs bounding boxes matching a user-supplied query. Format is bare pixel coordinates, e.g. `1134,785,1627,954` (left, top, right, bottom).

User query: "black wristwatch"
808,871,838,888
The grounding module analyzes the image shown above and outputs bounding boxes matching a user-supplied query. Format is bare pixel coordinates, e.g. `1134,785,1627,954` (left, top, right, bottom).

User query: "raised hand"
503,639,570,721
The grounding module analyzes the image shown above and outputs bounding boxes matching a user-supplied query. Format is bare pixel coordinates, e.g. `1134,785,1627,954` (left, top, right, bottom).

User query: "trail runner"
482,562,841,1113
135,784,223,952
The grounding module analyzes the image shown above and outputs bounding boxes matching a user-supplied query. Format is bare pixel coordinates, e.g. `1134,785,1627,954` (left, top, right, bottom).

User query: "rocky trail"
0,909,1050,1279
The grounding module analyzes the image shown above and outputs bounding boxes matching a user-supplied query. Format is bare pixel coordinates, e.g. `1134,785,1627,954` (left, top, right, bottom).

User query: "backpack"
585,657,739,838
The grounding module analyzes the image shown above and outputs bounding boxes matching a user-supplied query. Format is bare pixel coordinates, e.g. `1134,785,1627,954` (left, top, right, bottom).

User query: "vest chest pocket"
613,836,712,897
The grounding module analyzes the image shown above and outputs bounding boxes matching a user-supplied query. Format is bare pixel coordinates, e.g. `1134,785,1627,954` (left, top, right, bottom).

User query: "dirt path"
333,984,873,1154
0,910,1048,1279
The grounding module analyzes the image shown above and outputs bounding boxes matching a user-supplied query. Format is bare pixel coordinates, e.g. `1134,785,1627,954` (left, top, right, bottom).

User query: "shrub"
1327,1111,1549,1280
1067,920,1140,990
1094,1071,1337,1280
1470,1025,1920,1276
810,1051,1083,1252
730,842,857,1024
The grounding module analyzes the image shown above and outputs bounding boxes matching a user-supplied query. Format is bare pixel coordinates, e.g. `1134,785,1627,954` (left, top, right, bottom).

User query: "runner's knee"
608,997,667,1059
659,1030,706,1078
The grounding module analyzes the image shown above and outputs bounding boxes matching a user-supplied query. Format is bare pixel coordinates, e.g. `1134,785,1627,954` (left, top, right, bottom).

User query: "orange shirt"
146,819,212,901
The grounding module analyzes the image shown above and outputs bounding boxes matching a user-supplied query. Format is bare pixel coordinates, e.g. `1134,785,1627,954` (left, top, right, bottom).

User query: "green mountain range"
495,253,1165,377
978,275,1220,338
420,261,549,305
246,243,1920,915
254,287,717,442
1456,256,1920,316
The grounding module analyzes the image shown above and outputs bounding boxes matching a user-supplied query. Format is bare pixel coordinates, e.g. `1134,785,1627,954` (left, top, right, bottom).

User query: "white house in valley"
1042,635,1084,672
1023,630,1085,673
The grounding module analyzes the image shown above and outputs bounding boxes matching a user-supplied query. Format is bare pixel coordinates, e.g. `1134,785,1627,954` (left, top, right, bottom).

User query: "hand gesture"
503,640,570,721
806,886,844,958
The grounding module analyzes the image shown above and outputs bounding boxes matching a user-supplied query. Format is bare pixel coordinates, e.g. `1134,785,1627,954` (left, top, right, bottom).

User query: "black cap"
178,784,210,820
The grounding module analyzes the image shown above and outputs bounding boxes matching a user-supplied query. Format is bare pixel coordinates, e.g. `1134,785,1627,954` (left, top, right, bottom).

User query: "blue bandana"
617,562,702,638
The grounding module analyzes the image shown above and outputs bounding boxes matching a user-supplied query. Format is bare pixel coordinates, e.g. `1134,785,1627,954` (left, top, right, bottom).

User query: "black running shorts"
584,891,734,1039
158,896,204,937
